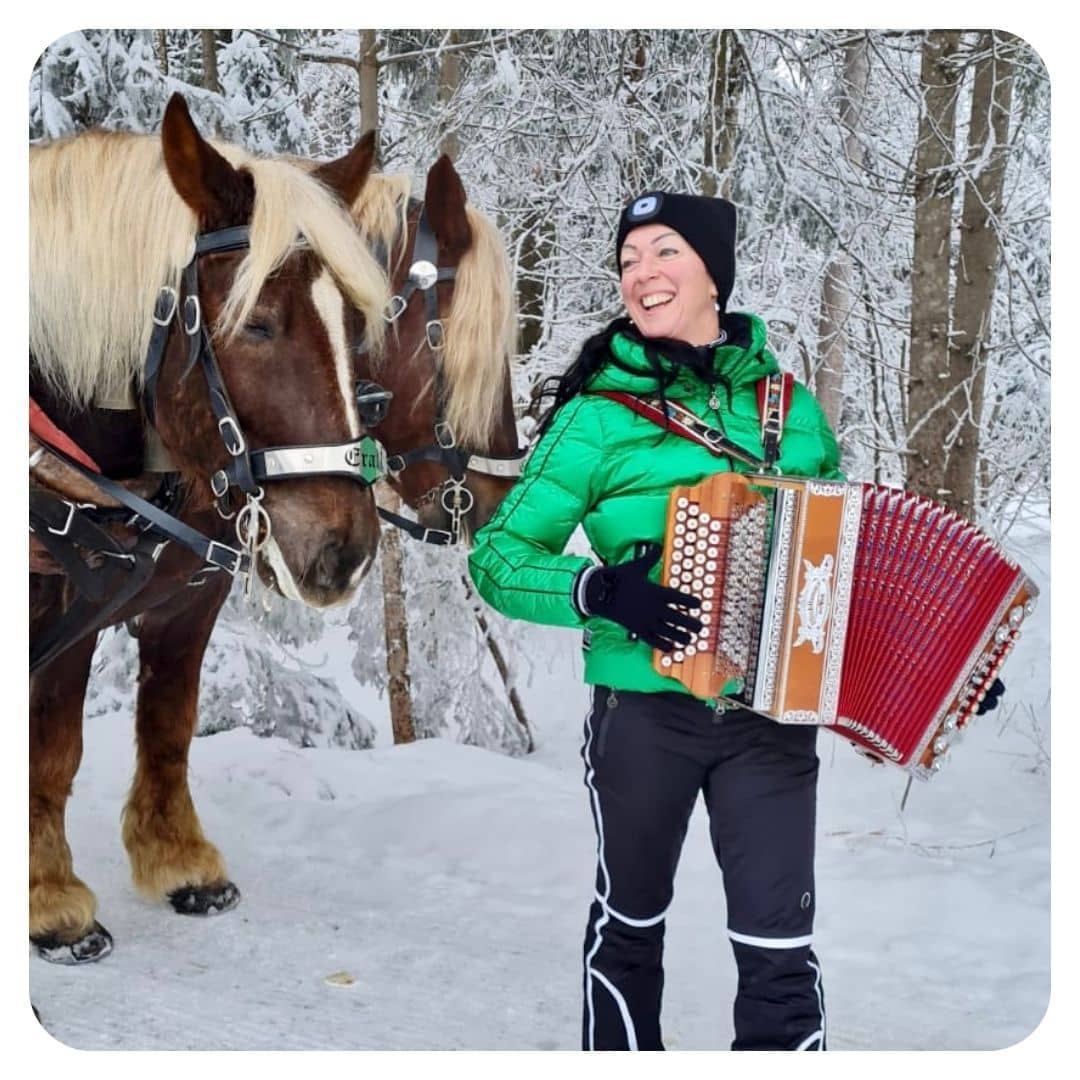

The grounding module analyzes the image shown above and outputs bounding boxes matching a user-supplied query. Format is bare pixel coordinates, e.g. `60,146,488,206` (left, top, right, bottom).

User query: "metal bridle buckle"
434,421,457,449
205,540,244,576
183,295,201,335
153,286,179,327
46,500,77,537
218,416,247,457
425,320,445,349
384,295,408,323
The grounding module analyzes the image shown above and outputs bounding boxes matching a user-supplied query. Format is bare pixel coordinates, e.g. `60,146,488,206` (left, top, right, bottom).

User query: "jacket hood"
586,312,778,397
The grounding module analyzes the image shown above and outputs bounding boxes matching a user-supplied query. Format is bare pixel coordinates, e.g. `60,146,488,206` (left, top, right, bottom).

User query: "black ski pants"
580,685,825,1051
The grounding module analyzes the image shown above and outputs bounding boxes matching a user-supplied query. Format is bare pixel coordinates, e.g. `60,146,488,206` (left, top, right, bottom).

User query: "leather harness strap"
30,398,101,473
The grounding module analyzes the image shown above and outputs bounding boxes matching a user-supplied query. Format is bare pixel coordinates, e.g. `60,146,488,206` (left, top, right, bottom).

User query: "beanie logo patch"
628,194,660,220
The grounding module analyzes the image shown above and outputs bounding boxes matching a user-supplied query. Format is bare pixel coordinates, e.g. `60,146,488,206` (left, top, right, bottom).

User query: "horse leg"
29,626,113,964
121,574,241,915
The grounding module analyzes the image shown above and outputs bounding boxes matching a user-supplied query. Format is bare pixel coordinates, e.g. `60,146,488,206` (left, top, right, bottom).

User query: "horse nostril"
310,540,350,592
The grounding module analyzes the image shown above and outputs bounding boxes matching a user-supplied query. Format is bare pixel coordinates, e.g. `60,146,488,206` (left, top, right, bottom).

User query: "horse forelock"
217,157,387,357
29,131,388,408
350,174,518,449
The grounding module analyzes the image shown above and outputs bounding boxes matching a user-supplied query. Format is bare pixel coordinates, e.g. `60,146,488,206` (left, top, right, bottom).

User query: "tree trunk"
702,30,744,198
155,30,169,78
905,29,963,501
941,32,1018,519
437,29,462,160
815,33,869,432
359,29,379,146
378,486,415,744
200,30,220,94
623,31,652,192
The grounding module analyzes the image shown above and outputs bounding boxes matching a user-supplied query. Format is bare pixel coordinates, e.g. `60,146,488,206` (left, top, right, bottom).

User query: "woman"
468,190,842,1051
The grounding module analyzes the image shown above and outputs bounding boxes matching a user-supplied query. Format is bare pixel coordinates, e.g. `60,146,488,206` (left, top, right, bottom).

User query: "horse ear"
160,93,251,228
423,154,472,259
311,131,377,210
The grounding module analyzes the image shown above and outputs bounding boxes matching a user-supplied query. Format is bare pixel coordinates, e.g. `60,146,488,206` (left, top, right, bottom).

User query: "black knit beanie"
615,191,737,312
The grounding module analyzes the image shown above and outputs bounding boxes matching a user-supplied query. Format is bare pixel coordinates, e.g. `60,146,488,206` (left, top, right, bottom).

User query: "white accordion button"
706,560,717,571
1025,598,1037,616
995,626,1010,645
1009,606,1025,628
677,497,689,508
661,656,673,667
673,652,685,662
933,735,950,755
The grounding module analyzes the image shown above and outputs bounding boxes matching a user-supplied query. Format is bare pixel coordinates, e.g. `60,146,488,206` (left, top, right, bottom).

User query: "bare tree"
378,486,415,744
942,31,1019,518
702,29,744,198
437,29,462,160
200,30,221,94
906,29,964,502
815,32,869,431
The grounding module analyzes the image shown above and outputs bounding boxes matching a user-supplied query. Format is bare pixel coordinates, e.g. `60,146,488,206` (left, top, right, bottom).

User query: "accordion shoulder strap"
585,390,765,469
755,371,794,467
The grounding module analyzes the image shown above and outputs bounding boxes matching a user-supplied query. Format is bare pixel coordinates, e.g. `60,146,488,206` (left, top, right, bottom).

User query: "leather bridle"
353,198,528,546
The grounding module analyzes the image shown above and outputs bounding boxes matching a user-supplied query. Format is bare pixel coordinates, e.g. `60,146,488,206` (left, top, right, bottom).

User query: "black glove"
575,543,702,653
975,677,1005,716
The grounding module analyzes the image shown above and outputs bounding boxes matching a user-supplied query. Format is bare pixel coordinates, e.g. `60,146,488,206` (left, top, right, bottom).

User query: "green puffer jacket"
468,312,844,702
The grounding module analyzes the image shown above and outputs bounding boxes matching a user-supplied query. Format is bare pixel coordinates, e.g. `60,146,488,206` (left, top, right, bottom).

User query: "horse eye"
244,320,274,341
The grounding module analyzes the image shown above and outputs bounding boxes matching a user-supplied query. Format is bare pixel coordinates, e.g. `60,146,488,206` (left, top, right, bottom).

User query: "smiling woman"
468,189,846,1051
616,194,734,348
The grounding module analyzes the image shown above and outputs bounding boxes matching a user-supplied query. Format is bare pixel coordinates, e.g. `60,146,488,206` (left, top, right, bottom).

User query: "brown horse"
29,95,391,963
29,101,525,965
336,160,526,546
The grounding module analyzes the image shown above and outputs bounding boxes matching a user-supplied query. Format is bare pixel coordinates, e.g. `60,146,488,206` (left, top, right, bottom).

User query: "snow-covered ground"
25,519,1052,1055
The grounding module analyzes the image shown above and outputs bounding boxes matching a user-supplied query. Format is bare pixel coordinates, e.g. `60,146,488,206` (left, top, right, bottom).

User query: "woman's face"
619,223,720,345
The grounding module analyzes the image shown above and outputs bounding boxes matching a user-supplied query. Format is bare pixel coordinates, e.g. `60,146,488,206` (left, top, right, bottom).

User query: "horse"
29,97,525,966
327,154,525,546
29,94,391,964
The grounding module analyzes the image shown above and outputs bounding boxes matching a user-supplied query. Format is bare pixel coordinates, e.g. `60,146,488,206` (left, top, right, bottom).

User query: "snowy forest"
30,28,1051,755
28,29,1052,1052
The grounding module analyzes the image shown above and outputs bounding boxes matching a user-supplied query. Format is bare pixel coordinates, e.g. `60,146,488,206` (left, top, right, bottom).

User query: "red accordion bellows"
654,473,1038,780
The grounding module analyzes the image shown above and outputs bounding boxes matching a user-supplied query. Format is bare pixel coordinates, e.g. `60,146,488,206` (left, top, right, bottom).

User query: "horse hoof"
31,921,114,965
168,880,241,916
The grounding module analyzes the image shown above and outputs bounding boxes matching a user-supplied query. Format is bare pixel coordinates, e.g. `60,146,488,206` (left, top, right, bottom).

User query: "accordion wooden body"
653,472,1038,780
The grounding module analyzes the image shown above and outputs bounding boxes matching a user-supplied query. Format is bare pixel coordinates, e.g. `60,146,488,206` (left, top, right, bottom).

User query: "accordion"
653,472,1038,780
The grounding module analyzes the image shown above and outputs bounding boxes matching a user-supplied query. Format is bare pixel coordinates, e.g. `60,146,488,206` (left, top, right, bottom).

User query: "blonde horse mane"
348,173,518,449
30,129,388,408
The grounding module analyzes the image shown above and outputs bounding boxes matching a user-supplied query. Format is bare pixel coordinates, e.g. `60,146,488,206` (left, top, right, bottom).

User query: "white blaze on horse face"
262,537,307,604
310,268,360,439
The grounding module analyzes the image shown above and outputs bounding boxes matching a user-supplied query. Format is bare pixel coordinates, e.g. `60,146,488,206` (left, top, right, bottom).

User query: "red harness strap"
30,397,101,473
